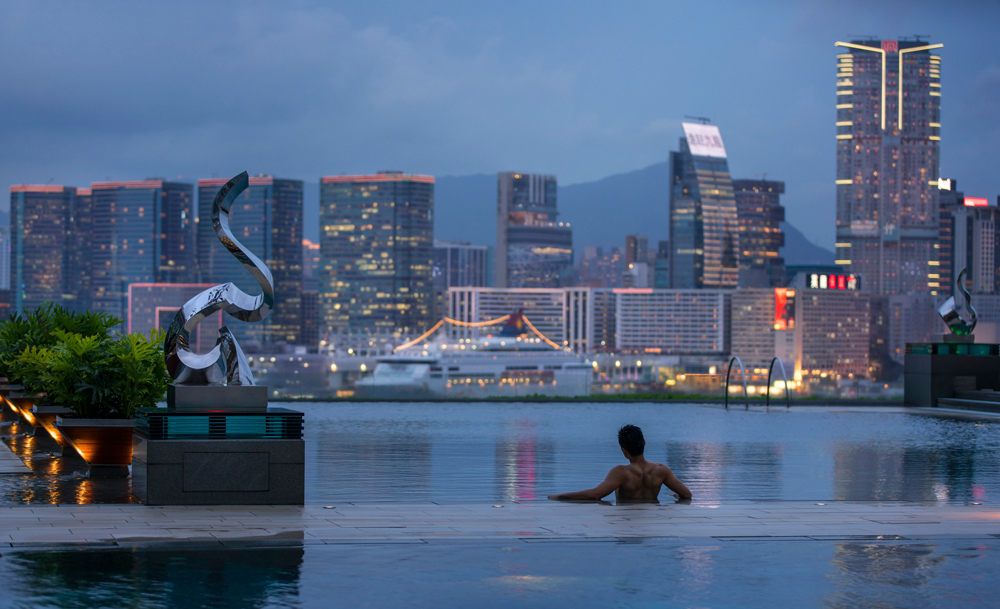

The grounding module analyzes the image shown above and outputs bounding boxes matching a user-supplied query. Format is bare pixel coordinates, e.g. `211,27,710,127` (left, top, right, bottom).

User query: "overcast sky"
2,0,998,248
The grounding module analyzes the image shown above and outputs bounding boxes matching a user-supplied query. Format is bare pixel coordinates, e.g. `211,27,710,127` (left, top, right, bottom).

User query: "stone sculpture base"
904,344,1000,407
132,436,304,505
167,384,268,412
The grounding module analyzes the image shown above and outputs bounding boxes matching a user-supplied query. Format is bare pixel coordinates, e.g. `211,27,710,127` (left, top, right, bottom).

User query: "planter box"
7,394,37,424
55,417,135,478
31,404,73,449
0,383,23,399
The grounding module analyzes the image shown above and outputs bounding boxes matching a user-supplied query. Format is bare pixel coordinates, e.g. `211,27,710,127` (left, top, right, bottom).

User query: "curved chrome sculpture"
164,171,274,385
937,268,977,336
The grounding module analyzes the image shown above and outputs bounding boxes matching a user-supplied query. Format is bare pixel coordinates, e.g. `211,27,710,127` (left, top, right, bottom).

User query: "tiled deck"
1,501,997,548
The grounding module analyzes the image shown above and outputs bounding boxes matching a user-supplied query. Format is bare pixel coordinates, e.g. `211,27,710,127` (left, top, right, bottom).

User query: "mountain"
433,163,833,265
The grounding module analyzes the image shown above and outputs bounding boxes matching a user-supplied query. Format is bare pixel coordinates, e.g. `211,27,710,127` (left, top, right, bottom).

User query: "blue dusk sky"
2,0,998,248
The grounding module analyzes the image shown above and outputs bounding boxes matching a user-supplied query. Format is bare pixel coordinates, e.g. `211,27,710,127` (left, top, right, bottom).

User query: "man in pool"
548,424,692,502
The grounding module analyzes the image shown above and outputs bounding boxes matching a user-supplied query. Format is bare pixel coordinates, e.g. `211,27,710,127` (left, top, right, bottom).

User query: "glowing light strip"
897,44,944,131
836,42,886,130
521,315,561,350
393,320,444,352
443,315,510,328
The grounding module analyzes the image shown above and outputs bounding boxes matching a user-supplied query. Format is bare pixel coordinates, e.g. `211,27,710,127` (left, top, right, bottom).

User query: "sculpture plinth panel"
133,172,304,505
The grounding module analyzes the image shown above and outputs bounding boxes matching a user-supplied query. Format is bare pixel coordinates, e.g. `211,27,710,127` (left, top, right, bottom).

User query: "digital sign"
964,197,989,207
774,288,796,330
681,123,728,159
808,274,861,291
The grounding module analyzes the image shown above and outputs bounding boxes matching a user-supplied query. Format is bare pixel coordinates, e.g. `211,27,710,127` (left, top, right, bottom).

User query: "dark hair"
618,424,645,456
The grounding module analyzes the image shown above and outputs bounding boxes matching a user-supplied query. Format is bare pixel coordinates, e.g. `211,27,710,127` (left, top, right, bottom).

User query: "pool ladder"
724,357,791,410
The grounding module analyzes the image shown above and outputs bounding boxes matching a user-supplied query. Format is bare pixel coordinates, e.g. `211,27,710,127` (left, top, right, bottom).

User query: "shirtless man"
548,425,691,502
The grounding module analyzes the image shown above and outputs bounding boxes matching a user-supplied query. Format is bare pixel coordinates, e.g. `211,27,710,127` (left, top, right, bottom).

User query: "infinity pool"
1,403,998,505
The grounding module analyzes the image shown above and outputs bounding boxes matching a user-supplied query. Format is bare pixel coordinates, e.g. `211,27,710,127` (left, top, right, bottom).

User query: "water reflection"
822,543,946,608
664,442,784,502
6,547,302,608
494,420,555,501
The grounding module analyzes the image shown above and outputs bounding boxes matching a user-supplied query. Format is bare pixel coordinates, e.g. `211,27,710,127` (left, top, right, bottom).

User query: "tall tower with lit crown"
834,39,943,296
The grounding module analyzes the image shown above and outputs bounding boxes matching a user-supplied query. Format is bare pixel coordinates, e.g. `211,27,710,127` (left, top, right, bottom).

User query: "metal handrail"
724,356,749,410
766,357,791,409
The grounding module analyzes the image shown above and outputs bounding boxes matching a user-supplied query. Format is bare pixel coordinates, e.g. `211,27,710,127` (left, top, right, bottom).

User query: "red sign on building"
882,40,898,53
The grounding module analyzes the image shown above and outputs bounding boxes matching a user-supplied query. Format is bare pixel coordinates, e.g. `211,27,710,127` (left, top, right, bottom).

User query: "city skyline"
2,2,998,252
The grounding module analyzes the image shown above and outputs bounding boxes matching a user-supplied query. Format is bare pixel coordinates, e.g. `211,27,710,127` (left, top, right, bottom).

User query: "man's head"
618,424,645,457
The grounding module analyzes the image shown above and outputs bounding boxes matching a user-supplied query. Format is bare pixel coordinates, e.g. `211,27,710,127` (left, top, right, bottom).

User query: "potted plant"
53,329,167,478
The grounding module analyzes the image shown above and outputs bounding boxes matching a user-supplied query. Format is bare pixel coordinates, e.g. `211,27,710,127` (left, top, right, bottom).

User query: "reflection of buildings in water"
310,423,433,501
494,421,555,501
832,443,983,503
664,442,784,501
7,547,303,606
822,543,945,607
676,545,720,596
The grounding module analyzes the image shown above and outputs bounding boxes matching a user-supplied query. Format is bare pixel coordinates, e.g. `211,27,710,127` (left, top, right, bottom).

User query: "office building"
654,241,670,288
198,176,303,348
127,283,220,353
576,246,624,288
90,180,195,323
936,178,962,294
496,172,572,288
68,187,93,312
732,179,786,287
319,172,434,344
300,289,319,350
0,226,10,291
787,271,870,378
834,39,943,296
302,238,320,292
669,122,740,289
936,179,999,295
10,185,73,314
730,288,778,371
433,240,489,320
625,235,649,265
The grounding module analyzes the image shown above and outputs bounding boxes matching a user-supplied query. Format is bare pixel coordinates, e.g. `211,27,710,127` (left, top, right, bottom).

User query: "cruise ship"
355,312,594,398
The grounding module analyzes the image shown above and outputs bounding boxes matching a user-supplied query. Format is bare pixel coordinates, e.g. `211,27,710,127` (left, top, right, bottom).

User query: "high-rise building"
68,187,93,312
732,179,786,287
496,172,572,288
936,178,962,294
319,172,434,344
0,226,10,291
834,39,943,296
654,240,670,288
669,122,739,289
90,180,195,324
197,176,303,348
943,193,1000,294
625,235,649,265
8,185,74,314
433,240,489,320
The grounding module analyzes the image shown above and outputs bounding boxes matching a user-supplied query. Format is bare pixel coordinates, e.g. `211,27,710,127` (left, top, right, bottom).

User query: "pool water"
1,403,998,505
2,538,999,608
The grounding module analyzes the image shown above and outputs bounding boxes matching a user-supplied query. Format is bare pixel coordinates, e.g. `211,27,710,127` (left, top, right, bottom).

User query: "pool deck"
1,501,997,548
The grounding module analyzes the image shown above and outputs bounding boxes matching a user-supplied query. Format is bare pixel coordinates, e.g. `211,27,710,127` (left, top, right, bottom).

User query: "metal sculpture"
163,172,274,385
937,268,977,336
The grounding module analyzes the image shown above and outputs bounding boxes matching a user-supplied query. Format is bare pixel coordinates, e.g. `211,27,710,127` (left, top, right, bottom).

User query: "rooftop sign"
964,197,989,207
682,123,727,158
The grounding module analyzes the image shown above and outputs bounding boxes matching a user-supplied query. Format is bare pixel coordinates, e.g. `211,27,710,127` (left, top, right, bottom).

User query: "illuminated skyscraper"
834,39,943,296
496,172,573,288
319,172,434,343
197,176,303,347
90,180,195,324
732,179,786,287
669,122,739,289
8,185,74,313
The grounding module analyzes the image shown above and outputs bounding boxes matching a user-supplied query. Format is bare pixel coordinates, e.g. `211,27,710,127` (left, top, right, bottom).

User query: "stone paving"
1,501,998,548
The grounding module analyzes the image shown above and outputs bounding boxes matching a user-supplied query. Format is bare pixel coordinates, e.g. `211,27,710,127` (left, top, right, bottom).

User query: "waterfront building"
446,287,589,351
615,289,731,356
197,176,303,348
9,185,75,314
834,39,943,296
787,271,870,378
669,122,740,289
127,283,220,353
730,288,778,371
90,180,195,324
496,172,572,288
732,179,786,287
433,240,489,320
319,172,434,347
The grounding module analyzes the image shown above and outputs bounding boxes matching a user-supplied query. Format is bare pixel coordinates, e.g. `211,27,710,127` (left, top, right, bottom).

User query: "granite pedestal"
904,342,1000,407
133,385,304,505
